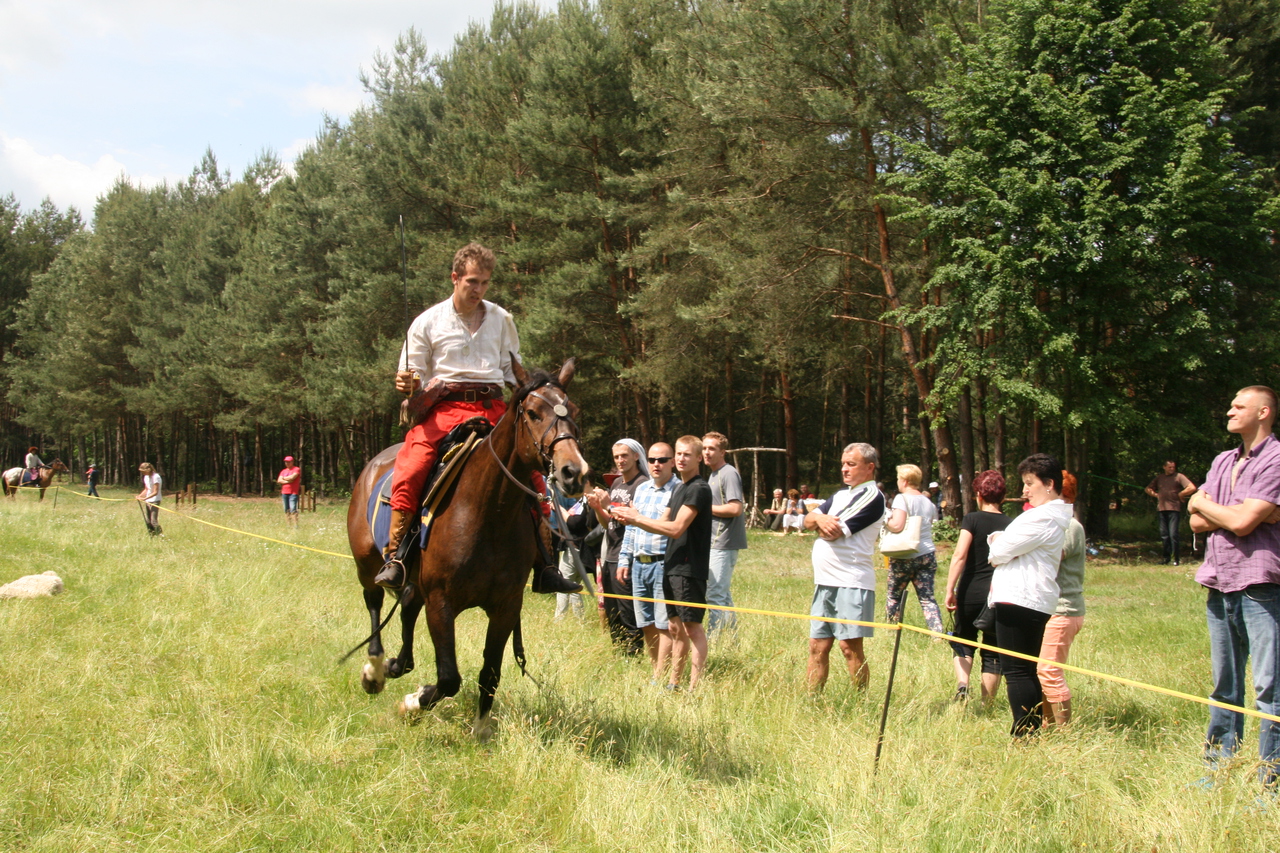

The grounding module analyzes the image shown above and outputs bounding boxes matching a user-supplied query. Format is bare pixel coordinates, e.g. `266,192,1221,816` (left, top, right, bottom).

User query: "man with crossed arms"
1189,385,1280,790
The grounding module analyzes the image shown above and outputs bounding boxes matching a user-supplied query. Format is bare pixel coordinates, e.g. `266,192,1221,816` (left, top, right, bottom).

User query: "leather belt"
635,554,664,563
443,385,503,403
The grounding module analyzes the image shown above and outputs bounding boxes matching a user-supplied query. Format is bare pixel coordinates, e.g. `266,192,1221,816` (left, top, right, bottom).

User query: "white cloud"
296,83,369,116
0,134,176,215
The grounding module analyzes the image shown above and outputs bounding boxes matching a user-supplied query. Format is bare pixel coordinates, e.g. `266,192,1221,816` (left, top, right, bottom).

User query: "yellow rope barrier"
54,485,353,560
593,589,1280,725
47,483,1280,726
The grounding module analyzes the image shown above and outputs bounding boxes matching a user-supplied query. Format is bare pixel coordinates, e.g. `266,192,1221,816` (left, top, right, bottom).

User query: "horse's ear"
510,353,528,388
557,358,577,389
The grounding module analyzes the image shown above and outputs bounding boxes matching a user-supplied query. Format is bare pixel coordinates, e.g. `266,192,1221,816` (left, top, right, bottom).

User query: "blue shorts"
810,586,875,641
282,493,299,513
630,558,668,630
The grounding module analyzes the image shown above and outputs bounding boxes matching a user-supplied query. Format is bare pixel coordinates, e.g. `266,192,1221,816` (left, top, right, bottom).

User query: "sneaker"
953,684,969,703
1173,560,1181,566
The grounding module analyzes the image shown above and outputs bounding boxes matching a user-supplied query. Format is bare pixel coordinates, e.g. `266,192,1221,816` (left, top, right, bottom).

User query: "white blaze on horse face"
551,439,590,497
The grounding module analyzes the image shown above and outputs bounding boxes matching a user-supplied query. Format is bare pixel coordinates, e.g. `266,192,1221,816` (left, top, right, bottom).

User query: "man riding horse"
374,241,582,597
24,447,45,485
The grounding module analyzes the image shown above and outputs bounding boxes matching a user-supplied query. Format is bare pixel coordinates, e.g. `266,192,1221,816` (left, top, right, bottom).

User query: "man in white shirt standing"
374,242,579,596
804,443,887,692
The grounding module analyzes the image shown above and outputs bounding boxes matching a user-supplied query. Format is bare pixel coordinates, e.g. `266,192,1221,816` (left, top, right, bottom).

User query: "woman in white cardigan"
987,453,1073,736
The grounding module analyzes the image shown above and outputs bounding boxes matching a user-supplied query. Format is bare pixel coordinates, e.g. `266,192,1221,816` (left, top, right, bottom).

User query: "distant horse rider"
373,241,582,596
24,446,45,485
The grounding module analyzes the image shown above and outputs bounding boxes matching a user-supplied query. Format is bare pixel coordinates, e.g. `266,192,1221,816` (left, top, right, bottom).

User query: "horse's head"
51,459,69,474
510,358,590,497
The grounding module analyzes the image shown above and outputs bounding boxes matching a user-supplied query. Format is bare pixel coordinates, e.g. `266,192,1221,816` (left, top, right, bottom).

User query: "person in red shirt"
277,456,302,526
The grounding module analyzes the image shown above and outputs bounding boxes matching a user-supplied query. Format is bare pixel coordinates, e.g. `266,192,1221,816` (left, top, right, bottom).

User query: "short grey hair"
843,442,878,468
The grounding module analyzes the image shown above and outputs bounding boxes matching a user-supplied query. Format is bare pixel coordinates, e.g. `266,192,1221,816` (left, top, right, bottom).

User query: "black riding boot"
375,509,414,591
532,560,584,595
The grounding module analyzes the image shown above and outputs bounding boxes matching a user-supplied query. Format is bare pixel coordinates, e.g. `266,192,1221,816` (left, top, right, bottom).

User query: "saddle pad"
365,430,488,554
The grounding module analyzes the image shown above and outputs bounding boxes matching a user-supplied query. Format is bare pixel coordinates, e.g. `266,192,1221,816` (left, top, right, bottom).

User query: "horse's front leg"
385,585,422,680
399,596,461,716
472,608,517,742
360,586,387,694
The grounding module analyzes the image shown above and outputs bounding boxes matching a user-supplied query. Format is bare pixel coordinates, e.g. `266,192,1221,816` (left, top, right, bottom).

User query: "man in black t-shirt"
613,434,711,691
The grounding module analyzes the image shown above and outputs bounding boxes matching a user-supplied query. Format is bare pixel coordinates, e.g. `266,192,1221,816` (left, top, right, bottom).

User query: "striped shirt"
810,480,886,590
1195,433,1280,594
619,476,678,569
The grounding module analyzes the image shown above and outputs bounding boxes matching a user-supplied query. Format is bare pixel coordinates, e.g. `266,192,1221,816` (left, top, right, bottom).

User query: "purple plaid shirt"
1195,433,1280,593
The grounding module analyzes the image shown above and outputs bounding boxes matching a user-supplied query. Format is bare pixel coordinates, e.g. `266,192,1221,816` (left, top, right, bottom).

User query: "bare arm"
1188,491,1278,537
711,499,743,518
884,507,907,534
1178,477,1196,499
944,530,974,611
804,510,846,540
613,503,698,540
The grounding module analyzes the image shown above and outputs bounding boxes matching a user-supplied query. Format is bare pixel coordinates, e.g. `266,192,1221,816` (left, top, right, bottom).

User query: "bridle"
486,381,582,503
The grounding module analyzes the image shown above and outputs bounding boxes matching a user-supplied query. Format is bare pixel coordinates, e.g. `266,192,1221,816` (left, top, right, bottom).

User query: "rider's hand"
395,370,420,395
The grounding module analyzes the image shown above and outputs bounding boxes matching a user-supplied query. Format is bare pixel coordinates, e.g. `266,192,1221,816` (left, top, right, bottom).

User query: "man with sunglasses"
587,438,649,653
613,435,713,691
617,443,679,681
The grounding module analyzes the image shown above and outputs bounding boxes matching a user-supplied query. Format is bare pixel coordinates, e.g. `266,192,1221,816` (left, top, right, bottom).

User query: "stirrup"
375,557,407,592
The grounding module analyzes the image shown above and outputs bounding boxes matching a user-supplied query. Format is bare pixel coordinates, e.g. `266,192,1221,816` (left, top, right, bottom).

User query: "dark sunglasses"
647,456,672,464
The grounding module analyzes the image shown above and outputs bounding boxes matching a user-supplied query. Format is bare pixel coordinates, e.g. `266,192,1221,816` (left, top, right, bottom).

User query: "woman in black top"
943,470,1011,702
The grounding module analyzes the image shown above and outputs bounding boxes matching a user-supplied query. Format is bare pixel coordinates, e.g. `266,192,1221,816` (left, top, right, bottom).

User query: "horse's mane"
511,370,561,407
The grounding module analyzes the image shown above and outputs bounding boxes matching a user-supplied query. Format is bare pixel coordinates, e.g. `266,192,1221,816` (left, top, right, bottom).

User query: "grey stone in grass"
0,571,64,599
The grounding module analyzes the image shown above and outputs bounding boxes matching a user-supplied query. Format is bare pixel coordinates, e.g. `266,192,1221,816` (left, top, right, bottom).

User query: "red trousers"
390,399,506,512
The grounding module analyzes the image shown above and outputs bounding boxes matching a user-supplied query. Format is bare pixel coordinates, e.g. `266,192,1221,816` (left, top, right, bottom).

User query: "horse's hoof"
386,657,414,679
472,716,497,743
360,661,386,695
398,690,423,717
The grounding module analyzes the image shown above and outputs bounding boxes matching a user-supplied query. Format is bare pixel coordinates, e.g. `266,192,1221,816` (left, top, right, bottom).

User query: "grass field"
0,487,1275,851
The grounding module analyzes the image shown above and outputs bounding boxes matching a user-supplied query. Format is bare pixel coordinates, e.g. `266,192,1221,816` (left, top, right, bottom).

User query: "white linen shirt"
987,498,1073,614
397,298,520,386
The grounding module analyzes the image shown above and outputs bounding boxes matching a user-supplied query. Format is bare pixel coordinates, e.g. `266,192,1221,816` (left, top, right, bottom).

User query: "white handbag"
879,514,923,559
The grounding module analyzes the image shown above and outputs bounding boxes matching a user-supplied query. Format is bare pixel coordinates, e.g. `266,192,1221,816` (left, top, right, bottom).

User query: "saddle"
367,417,494,554
20,469,40,486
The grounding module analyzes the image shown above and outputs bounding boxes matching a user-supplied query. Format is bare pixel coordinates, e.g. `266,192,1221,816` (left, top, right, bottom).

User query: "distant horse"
2,460,70,501
346,359,589,738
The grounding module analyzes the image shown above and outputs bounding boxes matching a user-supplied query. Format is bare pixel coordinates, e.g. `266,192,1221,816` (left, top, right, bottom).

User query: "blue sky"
0,0,503,219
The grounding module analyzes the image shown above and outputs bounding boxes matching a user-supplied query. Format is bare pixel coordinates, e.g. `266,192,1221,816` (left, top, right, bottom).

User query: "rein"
483,382,581,505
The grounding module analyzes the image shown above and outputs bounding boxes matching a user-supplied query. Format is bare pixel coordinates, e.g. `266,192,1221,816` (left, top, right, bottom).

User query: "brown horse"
346,359,589,737
2,460,70,501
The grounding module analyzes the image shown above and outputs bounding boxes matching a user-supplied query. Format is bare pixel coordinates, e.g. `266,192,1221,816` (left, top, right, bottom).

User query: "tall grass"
0,489,1274,851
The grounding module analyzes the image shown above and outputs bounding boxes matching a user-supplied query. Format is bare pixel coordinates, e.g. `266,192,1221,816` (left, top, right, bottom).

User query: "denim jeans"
1157,510,1181,562
631,559,668,630
1205,585,1280,786
706,548,739,634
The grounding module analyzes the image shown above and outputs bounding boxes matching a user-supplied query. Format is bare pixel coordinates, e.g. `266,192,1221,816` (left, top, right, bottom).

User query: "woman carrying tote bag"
881,464,943,634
